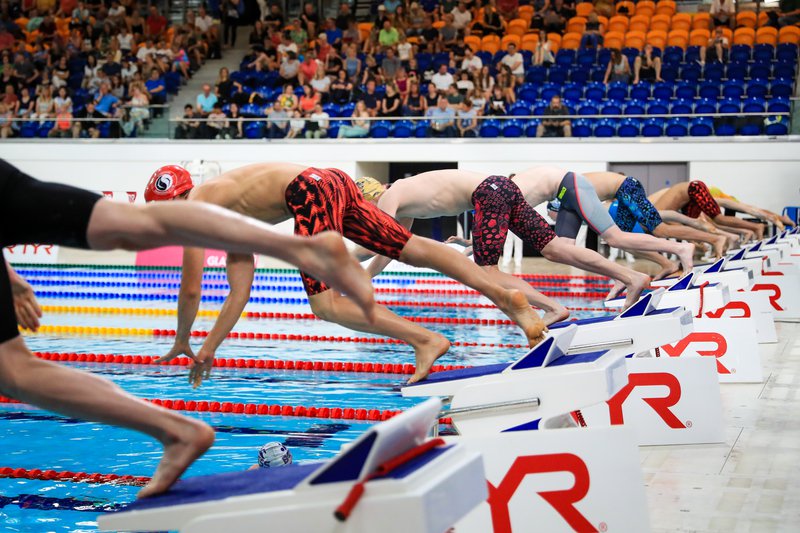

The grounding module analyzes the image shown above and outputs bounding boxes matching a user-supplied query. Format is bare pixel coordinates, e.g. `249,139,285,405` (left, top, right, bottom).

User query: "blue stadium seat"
685,46,701,63
718,99,741,114
765,117,789,135
598,48,612,66
524,119,541,137
532,104,547,115
663,46,684,64
241,103,263,117
694,98,718,114
746,81,769,98
714,122,737,136
517,83,539,103
752,44,774,62
414,122,428,138
698,81,720,99
660,63,679,81
606,82,629,101
646,100,670,115
652,81,674,100
739,122,763,136
509,102,531,116
547,66,570,84
479,120,502,137
721,80,745,99
556,49,577,66
642,118,665,137
571,119,593,137
164,71,181,94
540,83,561,101
601,102,623,115
617,118,641,137
729,45,752,63
742,97,766,113
748,62,771,81
670,99,694,115
392,120,414,138
584,82,606,101
589,66,608,82
521,50,533,66
681,63,702,82
37,121,54,138
630,82,652,100
562,82,583,101
665,117,689,137
569,67,590,84
593,119,617,137
434,52,450,67
689,117,714,136
776,43,798,62
244,121,265,139
341,102,356,116
622,48,640,66
502,119,525,137
578,101,600,115
19,122,37,138
702,63,724,82
370,121,392,138
98,123,111,138
767,98,791,113
674,81,696,99
577,49,597,67
770,80,793,98
623,100,647,115
525,66,547,84
773,61,796,80
475,51,492,67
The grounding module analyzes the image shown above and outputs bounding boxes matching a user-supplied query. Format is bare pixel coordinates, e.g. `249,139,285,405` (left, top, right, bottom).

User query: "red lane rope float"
32,351,469,375
0,466,149,487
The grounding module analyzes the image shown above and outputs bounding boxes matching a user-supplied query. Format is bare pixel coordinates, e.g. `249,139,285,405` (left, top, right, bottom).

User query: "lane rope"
0,466,149,487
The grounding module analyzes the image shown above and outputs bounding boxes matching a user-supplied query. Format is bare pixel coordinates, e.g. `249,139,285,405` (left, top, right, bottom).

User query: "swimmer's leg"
480,264,569,325
600,226,695,275
308,290,450,384
0,336,214,498
652,222,729,259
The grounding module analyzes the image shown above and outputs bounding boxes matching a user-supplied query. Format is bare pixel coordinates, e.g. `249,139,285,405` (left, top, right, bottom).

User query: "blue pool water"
1,268,613,531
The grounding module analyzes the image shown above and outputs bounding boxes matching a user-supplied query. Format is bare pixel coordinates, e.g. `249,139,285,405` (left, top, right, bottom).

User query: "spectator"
710,0,735,28
407,2,427,37
360,54,382,85
456,70,474,94
397,34,413,66
16,87,34,126
426,96,456,137
461,47,483,73
33,85,55,121
424,81,440,108
330,69,353,104
290,18,309,52
3,85,18,115
381,47,401,80
395,67,411,99
278,32,299,62
280,51,301,85
300,2,319,39
298,52,319,85
204,102,229,138
247,44,278,72
117,25,134,55
51,56,69,89
404,81,426,116
123,84,150,135
325,46,343,77
452,2,473,31
337,100,370,138
286,109,305,138
495,65,517,103
420,16,441,50
776,0,800,27
375,5,390,28
486,86,509,116
533,30,555,67
699,27,729,65
359,79,380,117
196,5,214,36
120,58,138,85
440,14,458,50
225,102,244,139
431,63,455,92
537,95,571,137
477,65,495,97
137,39,157,64
497,0,519,20
71,100,103,138
264,4,284,32
196,83,218,117
456,99,478,137
468,87,487,113
53,86,72,116
344,45,361,82
250,20,267,45
384,0,403,13
266,102,289,138
580,13,604,49
604,48,631,84
446,83,464,107
336,2,354,31
343,19,362,47
324,18,343,47
222,0,243,47
93,82,121,136
277,84,298,112
542,6,565,34
305,103,329,138
316,33,332,62
145,69,166,115
0,27,14,52
127,7,146,39
633,44,663,84
146,5,168,40
501,43,525,83
379,19,400,49
175,103,201,139
298,84,319,114
476,3,505,37
310,66,331,102
0,102,11,138
214,67,237,106
381,83,403,117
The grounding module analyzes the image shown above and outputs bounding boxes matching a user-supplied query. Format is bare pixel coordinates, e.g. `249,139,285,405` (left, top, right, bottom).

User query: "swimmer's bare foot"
542,305,569,326
606,280,625,301
498,289,547,347
675,242,695,274
300,232,376,322
623,272,652,310
137,418,215,499
713,236,727,259
408,334,451,384
653,261,681,282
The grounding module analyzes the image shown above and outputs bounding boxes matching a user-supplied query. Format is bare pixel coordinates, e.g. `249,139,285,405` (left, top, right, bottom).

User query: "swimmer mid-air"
146,162,545,385
0,159,376,500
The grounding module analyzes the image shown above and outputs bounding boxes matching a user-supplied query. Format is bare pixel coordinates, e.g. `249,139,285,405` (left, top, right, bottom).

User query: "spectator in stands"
580,13,604,49
266,101,289,138
225,102,243,139
359,79,380,117
250,20,267,45
461,47,482,74
379,19,401,49
330,69,353,104
316,33,332,62
214,67,235,106
699,27,729,65
298,84,319,114
452,2,473,31
264,4,284,32
486,86,509,116
3,85,18,113
384,0,403,14
501,43,525,83
381,47,401,80
145,69,166,114
456,98,478,137
0,102,12,138
196,83,217,117
495,65,516,103
542,6,565,34
71,100,101,138
175,103,201,139
440,14,458,50
16,87,34,127
776,0,800,27
344,45,361,82
456,70,474,94
305,103,329,138
53,86,72,116
343,19,361,47
446,83,464,107
468,87,486,114
337,100,370,138
710,0,735,28
420,16,441,50
323,18,343,48
336,2,354,31
196,5,214,36
280,51,301,85
247,44,278,72
51,56,69,89
426,96,456,136
361,54,382,85
309,66,331,102
497,0,519,19
537,95,571,137
424,81,440,108
298,51,319,85
431,63,455,92
127,7,146,39
146,5,168,40
120,84,149,137
476,65,495,97
286,109,305,138
277,84,298,111
404,81,426,116
395,67,411,99
604,48,631,84
381,82,403,117
633,45,663,85
222,0,243,47
300,2,319,39
0,26,13,52
33,85,55,122
204,102,228,138
278,32,298,62
290,17,309,53
406,2,426,37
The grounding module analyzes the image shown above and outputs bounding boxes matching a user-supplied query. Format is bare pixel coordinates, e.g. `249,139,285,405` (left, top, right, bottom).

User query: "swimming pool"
2,266,613,531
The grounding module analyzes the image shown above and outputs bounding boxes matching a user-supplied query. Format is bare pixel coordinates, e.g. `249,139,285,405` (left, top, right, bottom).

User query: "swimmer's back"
388,170,488,219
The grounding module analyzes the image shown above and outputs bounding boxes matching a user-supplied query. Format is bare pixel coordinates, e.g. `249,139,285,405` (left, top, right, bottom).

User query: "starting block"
402,326,629,436
607,272,730,316
98,399,487,533
651,257,753,292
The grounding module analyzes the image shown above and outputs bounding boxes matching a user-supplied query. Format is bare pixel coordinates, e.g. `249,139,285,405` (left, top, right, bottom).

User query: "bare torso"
649,182,690,211
583,172,626,201
509,166,567,206
383,170,492,218
189,162,308,223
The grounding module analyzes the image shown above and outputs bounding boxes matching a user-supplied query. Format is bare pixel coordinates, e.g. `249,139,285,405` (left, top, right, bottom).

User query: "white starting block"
651,257,753,291
98,399,487,533
402,326,629,436
607,272,730,316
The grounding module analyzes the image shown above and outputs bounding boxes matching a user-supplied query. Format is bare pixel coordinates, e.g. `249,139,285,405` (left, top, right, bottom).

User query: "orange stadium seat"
597,15,609,31
692,12,711,31
779,25,800,45
667,29,689,48
517,7,533,24
518,5,534,17
736,11,757,29
629,15,650,33
646,29,667,49
608,15,629,34
650,14,671,32
625,30,646,49
507,18,528,36
547,32,562,53
604,31,625,49
358,22,373,42
566,16,587,34
757,11,769,27
756,26,778,46
433,20,445,29
733,27,755,46
520,33,539,51
576,2,595,17
464,35,481,50
636,1,656,18
671,13,691,32
481,34,500,54
561,32,582,49
501,34,521,48
720,27,733,42
656,0,676,17
617,2,635,15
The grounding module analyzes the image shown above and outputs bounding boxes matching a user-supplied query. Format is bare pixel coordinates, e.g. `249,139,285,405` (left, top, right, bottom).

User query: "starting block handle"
566,338,633,354
438,397,541,419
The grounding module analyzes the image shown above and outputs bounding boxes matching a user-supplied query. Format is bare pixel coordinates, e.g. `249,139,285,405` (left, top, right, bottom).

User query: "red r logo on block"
705,301,751,319
607,372,686,429
660,332,730,374
487,453,596,533
751,284,784,311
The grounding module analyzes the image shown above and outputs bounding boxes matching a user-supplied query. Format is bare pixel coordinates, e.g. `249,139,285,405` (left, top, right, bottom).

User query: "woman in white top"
309,65,331,100
477,65,495,98
34,85,55,122
53,87,73,115
122,84,150,136
534,31,555,66
83,55,101,90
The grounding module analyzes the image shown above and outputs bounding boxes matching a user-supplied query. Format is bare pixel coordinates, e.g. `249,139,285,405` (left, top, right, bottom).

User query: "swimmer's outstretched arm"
156,247,205,365
659,210,717,232
6,262,42,331
715,198,784,230
366,196,415,277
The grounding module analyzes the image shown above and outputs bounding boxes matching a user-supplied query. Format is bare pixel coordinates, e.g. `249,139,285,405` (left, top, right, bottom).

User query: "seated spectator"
440,15,458,50
196,83,218,117
456,98,478,137
33,85,55,121
496,0,519,20
280,51,301,85
476,3,505,37
127,7,146,39
501,43,525,84
325,48,343,77
337,100,370,138
264,4,284,32
775,0,800,27
0,102,13,138
122,84,150,136
634,45,663,84
406,2,427,37
315,33,332,62
298,51,319,85
277,84,298,111
359,80,380,117
117,26,134,55
51,56,69,89
344,45,362,82
456,70,474,95
330,70,354,104
461,47,483,74
121,58,138,85
468,87,487,114
309,66,331,102
699,27,729,65
289,18,309,53
476,65,495,97
286,109,306,139
397,34,413,66
360,54,382,85
452,2,473,31
70,101,102,138
145,70,166,115
16,87,34,127
379,19,400,49
495,65,517,103
298,84,320,114
300,2,320,39
580,13,604,49
204,102,229,139
250,20,267,45
53,86,73,116
710,0,735,28
395,67,410,99
381,83,403,117
324,18,343,47
247,44,278,72
266,102,290,138
420,16,441,50
424,81,440,108
384,0,403,14
278,32,299,62
604,49,631,84
426,96,456,137
225,102,243,139
404,81,426,116
446,83,464,107
542,6,565,34
431,63,455,92
381,47,401,80
537,95,571,137
486,86,509,116
343,19,362,47
146,5,168,40
3,85,18,115
196,5,215,37
214,67,236,106
533,31,555,67
171,43,191,79
305,103,330,138
175,103,201,139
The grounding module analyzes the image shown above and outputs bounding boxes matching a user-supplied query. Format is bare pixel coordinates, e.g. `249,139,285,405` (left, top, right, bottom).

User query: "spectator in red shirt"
146,5,168,40
497,0,519,19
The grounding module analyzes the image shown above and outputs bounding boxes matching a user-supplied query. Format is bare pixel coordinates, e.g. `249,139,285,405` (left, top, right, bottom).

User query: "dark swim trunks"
284,167,412,295
471,175,556,267
683,180,721,219
612,176,663,233
0,159,101,343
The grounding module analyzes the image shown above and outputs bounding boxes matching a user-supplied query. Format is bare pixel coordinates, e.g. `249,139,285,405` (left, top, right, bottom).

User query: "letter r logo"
607,372,686,429
660,333,730,374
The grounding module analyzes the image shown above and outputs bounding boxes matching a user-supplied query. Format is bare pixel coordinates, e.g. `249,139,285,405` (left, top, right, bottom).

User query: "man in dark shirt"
175,104,201,139
264,4,284,32
73,101,105,138
101,53,122,77
420,16,440,48
359,80,379,117
536,95,571,137
335,2,354,31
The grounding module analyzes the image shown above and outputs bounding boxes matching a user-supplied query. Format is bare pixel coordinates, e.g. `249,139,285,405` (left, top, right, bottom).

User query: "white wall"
1,138,798,213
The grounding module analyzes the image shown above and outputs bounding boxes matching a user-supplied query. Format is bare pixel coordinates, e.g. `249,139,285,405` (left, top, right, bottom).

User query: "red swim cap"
144,165,194,202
